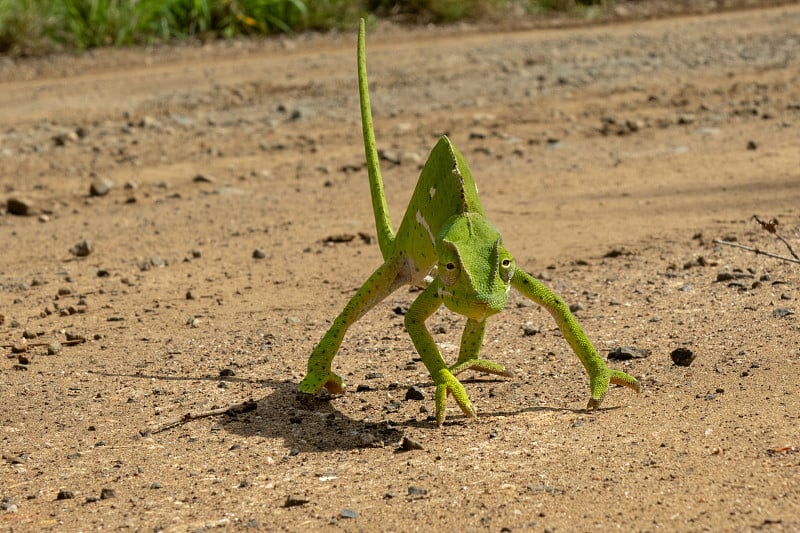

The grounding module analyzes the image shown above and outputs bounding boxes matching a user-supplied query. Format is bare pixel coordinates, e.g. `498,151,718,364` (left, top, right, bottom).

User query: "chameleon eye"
501,259,511,268
445,262,456,271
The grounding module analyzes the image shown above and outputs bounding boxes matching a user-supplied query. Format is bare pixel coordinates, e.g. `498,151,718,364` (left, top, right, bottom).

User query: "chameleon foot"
433,368,477,426
586,369,641,410
298,371,345,396
449,358,514,378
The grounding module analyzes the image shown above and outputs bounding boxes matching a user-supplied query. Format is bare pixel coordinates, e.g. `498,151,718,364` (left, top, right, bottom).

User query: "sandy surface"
2,4,800,531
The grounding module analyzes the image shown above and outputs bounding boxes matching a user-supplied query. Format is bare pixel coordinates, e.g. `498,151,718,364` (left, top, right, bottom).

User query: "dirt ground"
2,4,800,531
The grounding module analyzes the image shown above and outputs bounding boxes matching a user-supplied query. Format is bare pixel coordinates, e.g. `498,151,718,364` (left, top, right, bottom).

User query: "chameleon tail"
358,18,395,260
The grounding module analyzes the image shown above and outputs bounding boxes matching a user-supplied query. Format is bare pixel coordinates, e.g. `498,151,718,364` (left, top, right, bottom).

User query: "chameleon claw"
433,368,476,426
298,371,345,396
610,370,642,393
586,369,641,410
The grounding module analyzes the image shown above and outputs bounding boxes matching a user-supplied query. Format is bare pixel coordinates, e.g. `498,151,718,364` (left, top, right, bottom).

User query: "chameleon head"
435,213,515,320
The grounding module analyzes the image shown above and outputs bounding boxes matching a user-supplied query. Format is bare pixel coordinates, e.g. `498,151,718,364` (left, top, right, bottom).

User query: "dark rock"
670,347,696,367
284,495,310,508
398,436,425,451
608,346,651,360
69,239,93,257
407,486,428,499
405,386,425,401
6,197,34,216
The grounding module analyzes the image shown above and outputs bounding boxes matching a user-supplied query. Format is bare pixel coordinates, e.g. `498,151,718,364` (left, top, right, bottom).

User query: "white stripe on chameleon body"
415,210,436,247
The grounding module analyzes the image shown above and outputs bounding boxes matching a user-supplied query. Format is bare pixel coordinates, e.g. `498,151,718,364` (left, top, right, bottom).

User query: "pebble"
284,495,310,508
1,495,17,513
772,308,794,318
407,486,428,499
89,178,114,197
56,489,75,500
100,488,115,499
69,239,93,257
252,248,268,259
193,173,216,183
670,347,696,367
405,386,425,401
608,346,651,360
398,436,425,451
340,508,358,519
47,342,62,355
522,322,541,336
6,197,34,216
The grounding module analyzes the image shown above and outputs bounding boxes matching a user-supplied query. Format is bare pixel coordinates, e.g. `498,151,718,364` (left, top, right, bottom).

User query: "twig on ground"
143,400,257,435
713,239,800,265
753,215,800,261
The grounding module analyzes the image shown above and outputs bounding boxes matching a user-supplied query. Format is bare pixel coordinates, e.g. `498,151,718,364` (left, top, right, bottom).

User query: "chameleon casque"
299,19,641,425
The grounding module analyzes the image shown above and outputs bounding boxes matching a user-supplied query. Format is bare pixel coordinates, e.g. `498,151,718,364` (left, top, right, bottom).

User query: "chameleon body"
299,19,641,425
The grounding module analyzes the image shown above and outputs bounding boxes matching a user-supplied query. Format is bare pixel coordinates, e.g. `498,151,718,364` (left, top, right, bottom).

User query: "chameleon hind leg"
405,280,477,426
299,257,405,396
448,318,514,378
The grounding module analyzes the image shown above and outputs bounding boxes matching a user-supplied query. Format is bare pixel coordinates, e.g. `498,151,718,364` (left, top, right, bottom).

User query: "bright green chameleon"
299,19,641,426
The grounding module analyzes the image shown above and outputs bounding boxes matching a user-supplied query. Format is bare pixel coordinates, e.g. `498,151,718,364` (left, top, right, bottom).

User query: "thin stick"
143,400,256,435
713,239,800,265
753,215,800,261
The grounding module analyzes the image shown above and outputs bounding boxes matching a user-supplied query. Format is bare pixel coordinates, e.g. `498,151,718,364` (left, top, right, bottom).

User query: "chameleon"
298,19,641,426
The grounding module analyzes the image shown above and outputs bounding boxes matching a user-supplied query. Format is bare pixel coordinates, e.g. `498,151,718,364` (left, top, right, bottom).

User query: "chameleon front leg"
448,318,514,378
299,257,404,396
511,269,640,409
405,280,476,426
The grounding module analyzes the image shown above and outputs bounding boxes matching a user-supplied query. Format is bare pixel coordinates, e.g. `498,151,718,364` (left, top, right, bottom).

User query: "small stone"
193,174,215,183
772,308,794,318
284,495,310,508
61,333,82,345
398,436,425,451
407,486,428,499
219,368,236,377
608,346,651,360
47,342,63,355
11,342,27,354
100,488,115,500
69,239,92,257
1,495,17,513
365,372,384,380
6,197,34,216
670,347,696,367
323,234,356,244
252,248,268,259
340,508,358,519
89,178,114,197
405,386,425,401
522,323,541,336
56,489,75,500
150,482,162,489
746,140,758,150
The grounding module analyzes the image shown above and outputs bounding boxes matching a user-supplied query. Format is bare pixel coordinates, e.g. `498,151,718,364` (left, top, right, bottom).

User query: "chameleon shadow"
219,381,404,452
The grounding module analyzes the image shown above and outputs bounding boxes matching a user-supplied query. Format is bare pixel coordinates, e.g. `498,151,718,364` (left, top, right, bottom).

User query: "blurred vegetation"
0,0,612,55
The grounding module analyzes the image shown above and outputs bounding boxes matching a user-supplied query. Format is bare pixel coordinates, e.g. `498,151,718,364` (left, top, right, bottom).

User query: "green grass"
0,0,611,55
